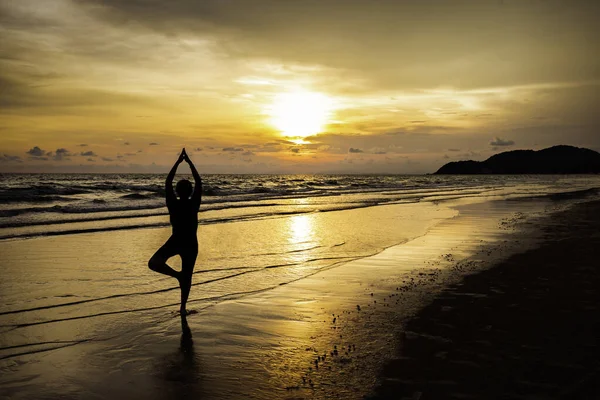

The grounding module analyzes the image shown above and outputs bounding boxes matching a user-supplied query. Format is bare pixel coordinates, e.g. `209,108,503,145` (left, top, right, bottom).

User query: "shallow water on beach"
1,174,600,399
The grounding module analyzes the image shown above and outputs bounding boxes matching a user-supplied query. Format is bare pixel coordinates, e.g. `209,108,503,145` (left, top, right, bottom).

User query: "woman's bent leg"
148,237,180,279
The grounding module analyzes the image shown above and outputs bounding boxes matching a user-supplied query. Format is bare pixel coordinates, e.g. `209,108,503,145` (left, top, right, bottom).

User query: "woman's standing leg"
179,247,197,314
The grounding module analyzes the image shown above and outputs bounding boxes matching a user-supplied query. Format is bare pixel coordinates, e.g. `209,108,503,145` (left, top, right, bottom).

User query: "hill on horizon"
435,145,600,174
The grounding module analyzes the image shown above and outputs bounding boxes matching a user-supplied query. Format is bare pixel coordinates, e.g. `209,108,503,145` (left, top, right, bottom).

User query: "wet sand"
1,196,598,399
371,200,600,399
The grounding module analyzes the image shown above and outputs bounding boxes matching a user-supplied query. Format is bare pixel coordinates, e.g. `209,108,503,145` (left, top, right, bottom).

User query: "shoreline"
370,200,600,399
266,196,561,399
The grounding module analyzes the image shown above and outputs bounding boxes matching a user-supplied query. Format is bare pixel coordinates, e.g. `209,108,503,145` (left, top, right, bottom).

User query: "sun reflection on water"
289,214,314,245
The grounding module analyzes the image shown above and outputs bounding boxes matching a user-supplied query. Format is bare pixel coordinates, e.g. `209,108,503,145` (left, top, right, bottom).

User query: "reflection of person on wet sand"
159,314,202,394
149,148,201,314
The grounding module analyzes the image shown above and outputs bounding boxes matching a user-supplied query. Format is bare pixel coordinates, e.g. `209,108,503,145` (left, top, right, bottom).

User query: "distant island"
435,145,600,174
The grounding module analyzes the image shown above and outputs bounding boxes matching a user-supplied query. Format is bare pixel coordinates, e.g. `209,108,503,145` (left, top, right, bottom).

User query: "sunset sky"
1,0,598,173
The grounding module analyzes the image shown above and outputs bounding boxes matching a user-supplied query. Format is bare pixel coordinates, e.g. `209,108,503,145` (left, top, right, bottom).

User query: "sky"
1,0,598,174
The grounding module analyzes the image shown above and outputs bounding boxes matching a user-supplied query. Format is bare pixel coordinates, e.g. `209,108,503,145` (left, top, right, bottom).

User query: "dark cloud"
102,157,114,161
195,147,202,151
124,141,130,145
0,154,22,163
79,0,600,90
79,144,88,147
290,147,300,153
87,158,95,162
490,137,515,146
80,150,97,157
26,146,45,157
53,148,71,161
242,151,255,156
222,147,244,152
447,148,461,152
348,148,363,153
149,142,159,146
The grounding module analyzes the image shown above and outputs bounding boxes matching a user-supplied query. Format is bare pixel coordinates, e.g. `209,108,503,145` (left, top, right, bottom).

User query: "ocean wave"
120,193,153,200
0,202,166,218
2,174,600,242
0,202,387,240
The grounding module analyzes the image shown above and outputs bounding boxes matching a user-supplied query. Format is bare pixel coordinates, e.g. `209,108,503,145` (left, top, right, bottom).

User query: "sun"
267,90,332,141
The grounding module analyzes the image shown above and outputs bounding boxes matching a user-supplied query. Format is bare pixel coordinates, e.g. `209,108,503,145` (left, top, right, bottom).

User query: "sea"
3,173,600,240
1,172,599,317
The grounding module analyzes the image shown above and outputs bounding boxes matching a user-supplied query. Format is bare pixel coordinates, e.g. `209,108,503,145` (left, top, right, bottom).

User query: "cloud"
458,150,481,159
447,148,461,152
0,67,164,113
26,146,46,157
78,0,600,91
79,144,88,147
102,157,114,161
348,147,364,153
370,146,387,154
222,147,244,152
87,158,95,162
80,150,97,157
124,141,130,145
242,150,255,156
195,147,202,151
290,147,300,153
490,137,515,146
0,154,22,163
149,142,159,146
53,148,71,161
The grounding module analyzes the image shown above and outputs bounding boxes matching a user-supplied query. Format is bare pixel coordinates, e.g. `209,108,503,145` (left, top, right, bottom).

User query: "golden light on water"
267,90,333,140
289,214,314,245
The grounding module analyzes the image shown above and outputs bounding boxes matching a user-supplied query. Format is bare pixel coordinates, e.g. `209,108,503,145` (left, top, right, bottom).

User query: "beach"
1,175,599,399
372,200,600,400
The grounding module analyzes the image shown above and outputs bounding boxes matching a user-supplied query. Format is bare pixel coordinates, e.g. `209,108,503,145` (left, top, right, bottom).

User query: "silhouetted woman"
149,148,202,314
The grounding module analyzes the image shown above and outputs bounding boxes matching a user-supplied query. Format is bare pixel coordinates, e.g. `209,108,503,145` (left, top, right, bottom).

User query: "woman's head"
176,179,193,199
